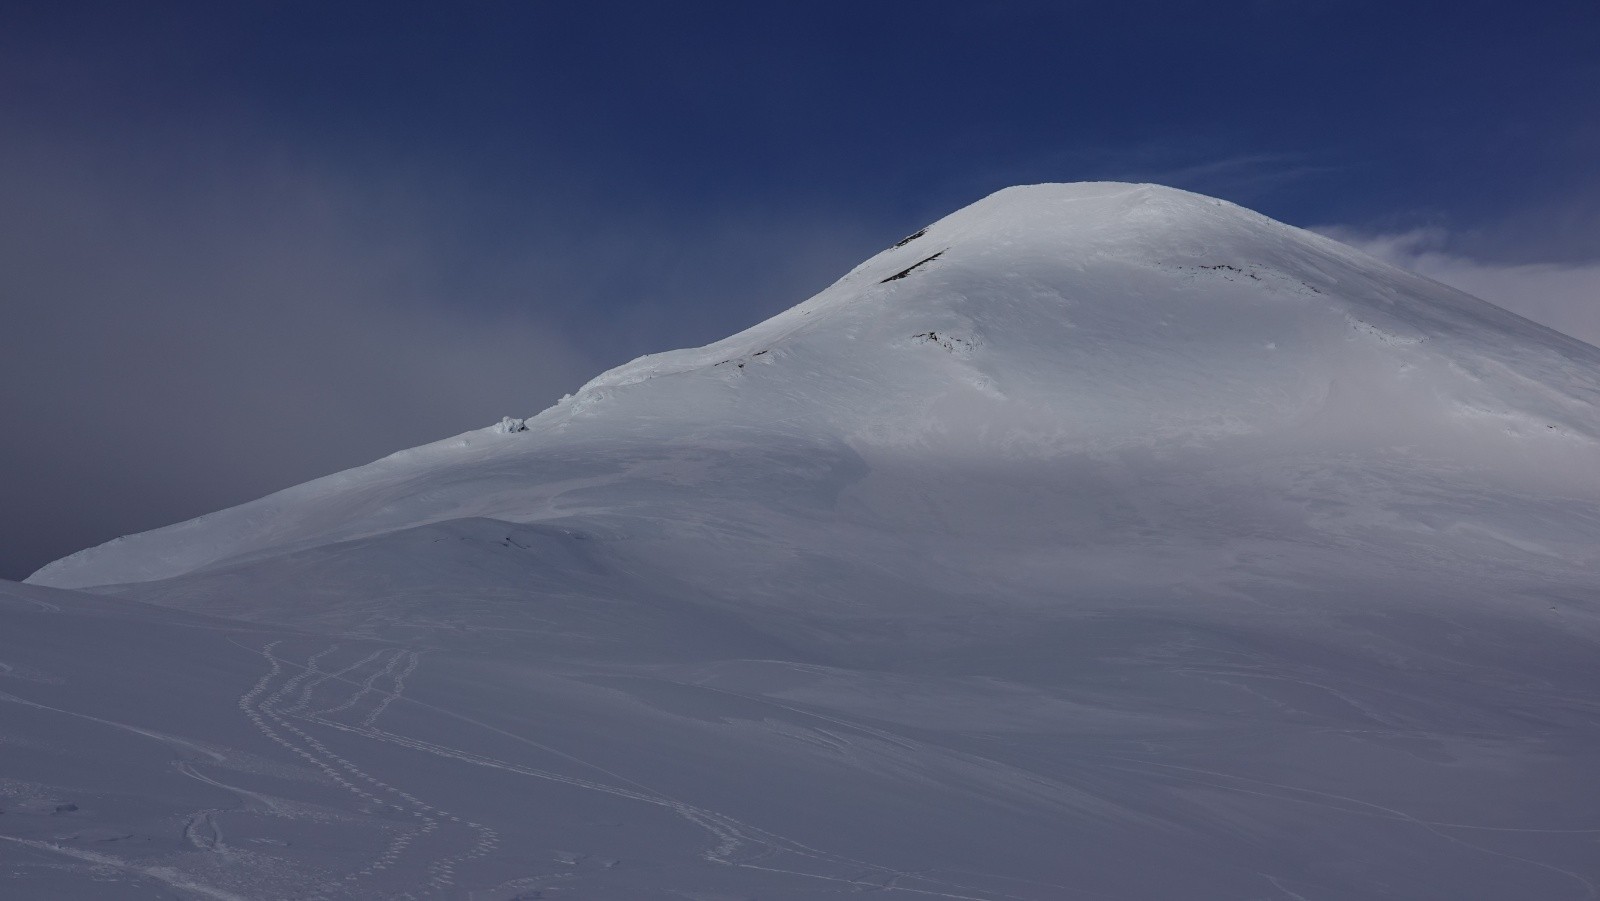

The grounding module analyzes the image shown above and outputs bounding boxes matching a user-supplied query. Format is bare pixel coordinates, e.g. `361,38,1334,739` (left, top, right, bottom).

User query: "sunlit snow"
8,183,1600,899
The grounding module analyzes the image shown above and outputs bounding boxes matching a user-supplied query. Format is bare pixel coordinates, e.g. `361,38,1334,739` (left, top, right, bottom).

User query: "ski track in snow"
5,630,1590,900
0,688,227,762
268,642,504,897
238,641,444,898
243,641,1052,900
1083,755,1599,900
1261,874,1315,901
284,643,343,713
359,648,422,729
0,834,250,901
175,759,298,820
310,647,407,720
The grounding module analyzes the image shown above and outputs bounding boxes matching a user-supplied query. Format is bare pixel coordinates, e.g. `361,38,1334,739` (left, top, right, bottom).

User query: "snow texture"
8,183,1600,899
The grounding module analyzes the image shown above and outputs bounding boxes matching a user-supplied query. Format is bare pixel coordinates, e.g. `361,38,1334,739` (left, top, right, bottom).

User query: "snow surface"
8,182,1600,899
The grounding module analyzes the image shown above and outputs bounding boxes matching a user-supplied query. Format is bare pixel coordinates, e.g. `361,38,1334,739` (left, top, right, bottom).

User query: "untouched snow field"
8,183,1600,899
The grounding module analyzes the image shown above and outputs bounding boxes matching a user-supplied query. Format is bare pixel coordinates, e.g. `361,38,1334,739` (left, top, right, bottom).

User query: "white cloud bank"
1320,227,1600,349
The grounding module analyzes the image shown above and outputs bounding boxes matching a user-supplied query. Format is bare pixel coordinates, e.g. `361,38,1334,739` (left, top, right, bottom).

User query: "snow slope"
8,183,1600,899
33,182,1600,593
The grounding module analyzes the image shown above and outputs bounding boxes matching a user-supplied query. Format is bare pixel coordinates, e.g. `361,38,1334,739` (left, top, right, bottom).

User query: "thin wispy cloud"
947,145,1344,217
1107,152,1343,199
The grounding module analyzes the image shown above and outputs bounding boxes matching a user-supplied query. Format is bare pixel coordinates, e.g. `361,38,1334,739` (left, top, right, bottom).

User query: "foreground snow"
7,183,1600,899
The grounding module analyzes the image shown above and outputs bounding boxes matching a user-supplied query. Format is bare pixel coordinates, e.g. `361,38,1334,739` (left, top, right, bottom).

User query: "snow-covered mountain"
7,183,1600,900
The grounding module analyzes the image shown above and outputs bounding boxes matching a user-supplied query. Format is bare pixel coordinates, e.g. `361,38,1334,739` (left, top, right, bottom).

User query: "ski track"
311,648,407,720
279,667,1039,900
321,711,1028,900
284,643,343,714
253,642,500,897
1086,755,1599,901
661,676,1110,824
240,641,439,899
35,634,1571,900
1262,874,1315,901
0,834,249,901
360,648,422,729
176,759,297,819
228,640,1043,900
282,646,387,718
0,688,227,762
0,635,1195,900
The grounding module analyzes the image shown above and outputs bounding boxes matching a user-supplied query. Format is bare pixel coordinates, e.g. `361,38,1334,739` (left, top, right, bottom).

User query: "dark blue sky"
4,1,1597,579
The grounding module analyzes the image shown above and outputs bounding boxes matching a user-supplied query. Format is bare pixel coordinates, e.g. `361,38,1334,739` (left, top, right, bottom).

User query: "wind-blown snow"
8,183,1600,899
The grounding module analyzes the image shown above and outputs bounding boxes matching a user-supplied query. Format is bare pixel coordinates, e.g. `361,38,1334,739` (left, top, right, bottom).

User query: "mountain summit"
9,184,1600,900
33,182,1600,596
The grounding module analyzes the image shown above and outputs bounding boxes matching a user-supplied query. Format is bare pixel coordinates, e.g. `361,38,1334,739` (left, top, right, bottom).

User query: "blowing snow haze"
6,184,1600,899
